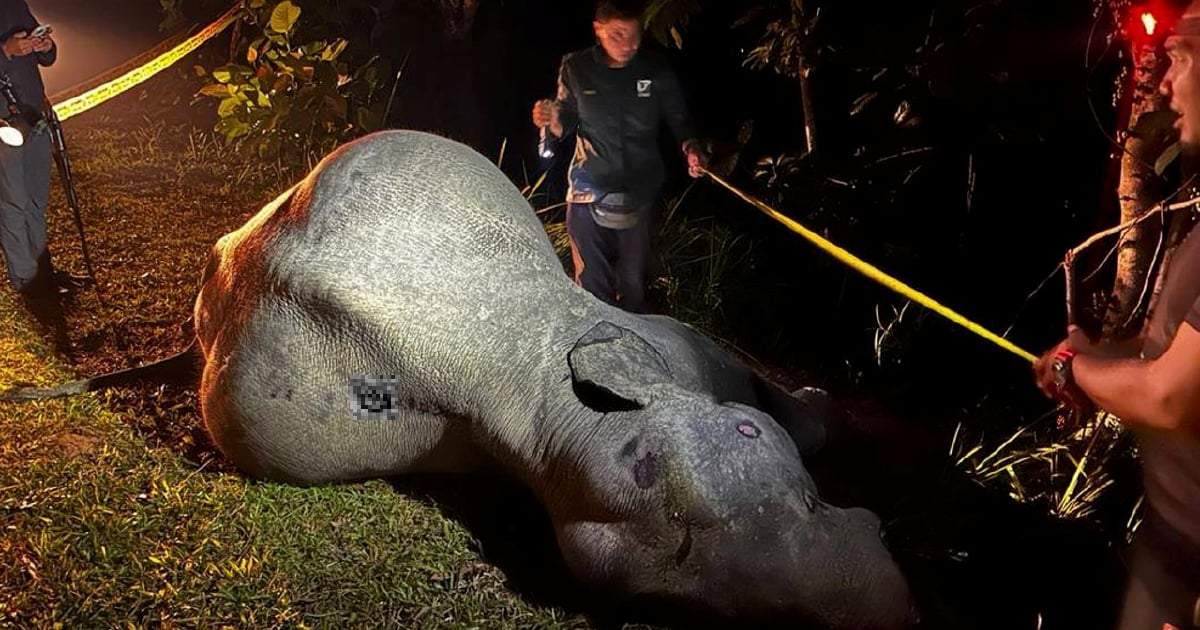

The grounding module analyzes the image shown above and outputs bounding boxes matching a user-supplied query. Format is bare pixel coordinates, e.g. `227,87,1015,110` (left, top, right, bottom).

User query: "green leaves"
643,0,701,49
193,0,389,163
269,1,302,35
321,39,348,62
197,84,233,99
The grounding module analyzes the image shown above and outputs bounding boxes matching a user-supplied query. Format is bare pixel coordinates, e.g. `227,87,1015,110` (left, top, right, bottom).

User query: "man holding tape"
0,0,57,296
1034,6,1200,628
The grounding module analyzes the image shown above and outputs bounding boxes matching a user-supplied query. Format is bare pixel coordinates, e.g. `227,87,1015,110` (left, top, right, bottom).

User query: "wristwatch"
1052,349,1077,391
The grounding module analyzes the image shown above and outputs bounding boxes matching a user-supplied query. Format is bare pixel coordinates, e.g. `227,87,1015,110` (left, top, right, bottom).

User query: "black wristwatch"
1052,350,1076,390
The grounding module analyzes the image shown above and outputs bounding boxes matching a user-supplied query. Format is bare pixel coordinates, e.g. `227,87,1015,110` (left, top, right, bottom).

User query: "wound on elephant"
633,451,660,489
350,375,400,421
736,421,760,438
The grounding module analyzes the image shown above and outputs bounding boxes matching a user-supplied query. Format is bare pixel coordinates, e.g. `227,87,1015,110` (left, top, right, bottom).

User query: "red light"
1143,12,1157,35
1126,2,1177,42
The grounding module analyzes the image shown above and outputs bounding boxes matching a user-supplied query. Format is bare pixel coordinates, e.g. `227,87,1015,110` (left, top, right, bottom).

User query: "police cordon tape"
49,4,241,122
699,166,1042,365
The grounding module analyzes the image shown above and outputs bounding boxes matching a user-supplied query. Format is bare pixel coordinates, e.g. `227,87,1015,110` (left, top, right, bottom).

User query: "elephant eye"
736,421,760,438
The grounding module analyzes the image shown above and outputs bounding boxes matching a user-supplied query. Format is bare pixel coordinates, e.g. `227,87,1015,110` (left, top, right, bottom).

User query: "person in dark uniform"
1034,7,1200,628
0,0,57,296
532,0,708,313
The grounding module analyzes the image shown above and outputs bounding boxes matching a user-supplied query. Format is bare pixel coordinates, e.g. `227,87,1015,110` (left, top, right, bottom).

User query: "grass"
948,407,1143,545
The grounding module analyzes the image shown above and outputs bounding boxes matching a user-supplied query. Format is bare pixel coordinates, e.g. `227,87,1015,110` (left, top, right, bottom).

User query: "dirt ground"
12,44,273,472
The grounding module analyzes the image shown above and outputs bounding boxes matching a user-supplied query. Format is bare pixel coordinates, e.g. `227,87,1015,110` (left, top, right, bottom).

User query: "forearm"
554,102,577,138
1080,334,1144,359
551,57,577,138
1073,354,1185,430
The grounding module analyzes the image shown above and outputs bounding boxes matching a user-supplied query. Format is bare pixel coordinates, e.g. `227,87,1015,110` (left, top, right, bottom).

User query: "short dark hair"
595,0,644,22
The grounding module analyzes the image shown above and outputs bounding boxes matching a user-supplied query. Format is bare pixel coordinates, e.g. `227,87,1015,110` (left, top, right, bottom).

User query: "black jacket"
0,0,55,118
553,45,696,206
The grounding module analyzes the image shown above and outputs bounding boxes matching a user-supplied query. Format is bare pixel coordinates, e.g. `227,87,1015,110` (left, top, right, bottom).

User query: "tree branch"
1064,194,1200,325
1068,194,1200,260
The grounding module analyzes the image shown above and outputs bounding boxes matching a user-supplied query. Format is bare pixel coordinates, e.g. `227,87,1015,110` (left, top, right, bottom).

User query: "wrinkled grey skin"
147,130,915,627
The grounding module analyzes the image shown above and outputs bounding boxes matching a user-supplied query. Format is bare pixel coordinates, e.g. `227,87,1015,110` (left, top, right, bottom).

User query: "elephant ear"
568,321,673,410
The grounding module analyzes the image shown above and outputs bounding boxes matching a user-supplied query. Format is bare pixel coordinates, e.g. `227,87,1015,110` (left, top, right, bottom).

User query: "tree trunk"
1103,39,1169,340
795,0,817,155
799,58,817,155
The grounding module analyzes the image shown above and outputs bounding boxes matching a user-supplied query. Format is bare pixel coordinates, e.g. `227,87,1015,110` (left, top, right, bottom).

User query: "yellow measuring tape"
50,4,242,121
701,167,1040,364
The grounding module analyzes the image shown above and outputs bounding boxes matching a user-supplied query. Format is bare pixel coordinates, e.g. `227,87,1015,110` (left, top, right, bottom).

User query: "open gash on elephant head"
3,129,917,628
545,321,916,628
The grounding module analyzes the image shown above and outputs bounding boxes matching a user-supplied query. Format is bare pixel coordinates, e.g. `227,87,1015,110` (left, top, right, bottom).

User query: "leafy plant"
194,0,390,163
651,188,755,335
738,0,822,80
643,0,703,49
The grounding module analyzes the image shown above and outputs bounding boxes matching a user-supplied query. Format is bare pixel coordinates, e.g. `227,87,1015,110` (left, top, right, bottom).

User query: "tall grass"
949,410,1142,544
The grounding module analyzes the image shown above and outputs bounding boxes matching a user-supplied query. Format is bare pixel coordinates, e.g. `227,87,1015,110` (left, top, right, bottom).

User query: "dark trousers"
566,202,652,313
0,131,53,292
1116,518,1200,629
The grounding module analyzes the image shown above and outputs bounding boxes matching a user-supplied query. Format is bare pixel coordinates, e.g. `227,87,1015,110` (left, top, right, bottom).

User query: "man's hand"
683,140,710,178
1033,326,1096,416
532,99,562,138
31,33,53,54
2,32,36,59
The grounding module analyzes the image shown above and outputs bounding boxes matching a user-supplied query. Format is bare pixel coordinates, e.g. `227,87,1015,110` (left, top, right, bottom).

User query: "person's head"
593,0,644,67
1161,1,1200,149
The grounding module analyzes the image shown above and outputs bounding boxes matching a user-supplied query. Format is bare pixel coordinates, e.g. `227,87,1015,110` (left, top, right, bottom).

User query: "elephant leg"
197,296,484,485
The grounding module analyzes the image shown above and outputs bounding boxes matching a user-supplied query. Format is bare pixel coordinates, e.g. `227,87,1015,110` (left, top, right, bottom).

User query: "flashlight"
0,74,26,147
538,125,554,159
0,120,23,146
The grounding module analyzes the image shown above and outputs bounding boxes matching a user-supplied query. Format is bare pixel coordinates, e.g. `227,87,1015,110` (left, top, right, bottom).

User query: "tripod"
44,102,99,288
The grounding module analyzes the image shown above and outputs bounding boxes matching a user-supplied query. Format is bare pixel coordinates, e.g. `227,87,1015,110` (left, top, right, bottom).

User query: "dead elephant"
3,130,918,628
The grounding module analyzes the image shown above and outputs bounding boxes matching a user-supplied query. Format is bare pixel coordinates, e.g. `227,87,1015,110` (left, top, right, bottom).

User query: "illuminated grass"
948,409,1142,544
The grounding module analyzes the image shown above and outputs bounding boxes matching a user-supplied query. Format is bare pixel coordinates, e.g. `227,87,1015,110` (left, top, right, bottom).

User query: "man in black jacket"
0,0,57,296
532,0,707,313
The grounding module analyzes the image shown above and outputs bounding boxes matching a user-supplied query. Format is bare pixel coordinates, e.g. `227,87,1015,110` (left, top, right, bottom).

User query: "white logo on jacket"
636,79,652,97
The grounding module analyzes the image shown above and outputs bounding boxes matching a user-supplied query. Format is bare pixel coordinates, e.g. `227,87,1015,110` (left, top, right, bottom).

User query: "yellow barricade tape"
701,167,1040,364
50,4,242,122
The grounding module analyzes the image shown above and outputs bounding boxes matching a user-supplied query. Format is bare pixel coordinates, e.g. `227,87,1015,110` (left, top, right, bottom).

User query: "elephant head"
538,321,918,629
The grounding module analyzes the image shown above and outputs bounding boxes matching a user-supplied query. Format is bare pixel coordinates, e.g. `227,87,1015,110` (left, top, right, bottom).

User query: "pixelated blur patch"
350,376,399,421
